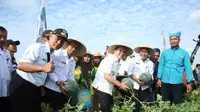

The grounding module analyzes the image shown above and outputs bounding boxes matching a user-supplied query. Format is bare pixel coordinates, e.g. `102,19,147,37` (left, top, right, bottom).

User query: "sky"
0,0,200,64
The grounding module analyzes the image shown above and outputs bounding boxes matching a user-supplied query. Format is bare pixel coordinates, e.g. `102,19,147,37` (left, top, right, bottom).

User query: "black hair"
196,64,200,68
0,26,7,32
154,48,160,54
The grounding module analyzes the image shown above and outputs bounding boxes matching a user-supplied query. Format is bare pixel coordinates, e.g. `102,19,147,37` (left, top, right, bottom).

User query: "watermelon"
121,78,134,90
139,72,152,83
64,80,79,95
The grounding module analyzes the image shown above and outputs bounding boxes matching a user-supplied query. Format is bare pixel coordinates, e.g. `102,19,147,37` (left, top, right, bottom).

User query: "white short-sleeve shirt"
44,49,76,93
17,42,51,86
0,47,12,97
92,54,120,95
127,56,154,90
118,60,128,76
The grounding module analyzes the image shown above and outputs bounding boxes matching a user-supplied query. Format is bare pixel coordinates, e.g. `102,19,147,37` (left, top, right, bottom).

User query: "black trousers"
0,97,12,112
45,87,70,112
97,90,113,112
9,74,41,112
120,87,151,112
161,82,183,104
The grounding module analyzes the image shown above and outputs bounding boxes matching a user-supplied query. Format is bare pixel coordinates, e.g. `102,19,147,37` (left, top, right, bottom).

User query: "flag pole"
161,23,166,50
33,0,47,43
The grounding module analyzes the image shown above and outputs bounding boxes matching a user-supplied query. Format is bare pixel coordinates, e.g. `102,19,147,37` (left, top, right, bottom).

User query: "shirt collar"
0,46,7,52
62,49,74,60
170,46,180,50
111,54,120,62
137,56,149,63
44,42,51,53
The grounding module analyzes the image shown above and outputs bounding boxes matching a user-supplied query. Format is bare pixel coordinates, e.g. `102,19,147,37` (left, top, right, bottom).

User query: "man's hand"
137,78,145,86
42,60,54,73
119,82,129,91
57,81,68,95
194,81,198,86
157,79,162,87
186,83,192,93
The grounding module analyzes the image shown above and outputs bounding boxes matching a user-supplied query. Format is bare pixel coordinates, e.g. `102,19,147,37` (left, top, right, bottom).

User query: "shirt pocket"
174,55,184,66
54,62,66,76
37,53,48,66
165,56,172,62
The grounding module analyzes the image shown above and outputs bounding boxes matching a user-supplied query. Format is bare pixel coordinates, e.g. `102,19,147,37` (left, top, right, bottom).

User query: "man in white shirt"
44,38,86,111
0,26,13,112
9,28,68,112
127,44,154,112
92,43,133,112
5,39,20,70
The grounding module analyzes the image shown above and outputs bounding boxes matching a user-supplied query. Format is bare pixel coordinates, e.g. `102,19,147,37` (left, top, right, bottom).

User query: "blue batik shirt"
157,47,193,84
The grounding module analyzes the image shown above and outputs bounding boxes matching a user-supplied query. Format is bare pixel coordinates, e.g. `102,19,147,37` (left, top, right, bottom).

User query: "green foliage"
141,88,200,112
41,102,53,112
112,94,135,112
57,103,85,112
41,88,200,112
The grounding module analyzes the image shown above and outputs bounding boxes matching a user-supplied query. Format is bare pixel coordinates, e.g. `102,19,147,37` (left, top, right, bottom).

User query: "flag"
161,23,166,50
34,0,47,43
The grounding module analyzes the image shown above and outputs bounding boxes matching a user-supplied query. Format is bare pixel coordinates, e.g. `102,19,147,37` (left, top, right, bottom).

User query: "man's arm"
104,73,121,87
184,52,193,83
157,52,165,79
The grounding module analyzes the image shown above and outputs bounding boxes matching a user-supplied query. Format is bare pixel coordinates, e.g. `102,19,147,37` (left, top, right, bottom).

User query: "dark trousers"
9,74,41,112
97,90,113,112
0,97,12,112
161,82,183,104
45,87,70,112
92,89,99,112
134,87,151,112
120,87,151,112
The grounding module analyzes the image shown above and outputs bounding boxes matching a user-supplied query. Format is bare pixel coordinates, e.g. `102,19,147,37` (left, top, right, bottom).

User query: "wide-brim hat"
67,38,86,56
108,43,133,57
84,51,94,58
134,44,154,54
93,51,102,57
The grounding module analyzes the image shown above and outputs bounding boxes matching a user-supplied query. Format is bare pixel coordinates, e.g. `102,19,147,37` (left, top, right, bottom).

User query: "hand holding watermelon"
56,81,68,95
137,78,145,86
119,82,130,91
139,72,153,85
121,78,134,91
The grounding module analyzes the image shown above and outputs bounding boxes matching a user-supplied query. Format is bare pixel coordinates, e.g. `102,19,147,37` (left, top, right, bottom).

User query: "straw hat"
108,43,133,57
67,38,86,56
134,43,154,54
84,50,94,58
93,51,102,57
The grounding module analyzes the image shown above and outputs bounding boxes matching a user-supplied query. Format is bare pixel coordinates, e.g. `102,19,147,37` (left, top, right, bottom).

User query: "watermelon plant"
41,88,200,112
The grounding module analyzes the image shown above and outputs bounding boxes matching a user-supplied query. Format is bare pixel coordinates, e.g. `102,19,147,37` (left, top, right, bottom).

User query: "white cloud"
188,9,200,23
1,0,200,61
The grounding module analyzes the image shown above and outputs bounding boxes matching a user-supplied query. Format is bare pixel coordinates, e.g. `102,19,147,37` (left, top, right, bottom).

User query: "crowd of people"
0,25,200,112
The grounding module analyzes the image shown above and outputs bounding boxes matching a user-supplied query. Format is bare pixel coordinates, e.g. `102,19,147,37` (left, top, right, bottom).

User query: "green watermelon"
139,72,152,83
64,80,79,95
121,78,134,90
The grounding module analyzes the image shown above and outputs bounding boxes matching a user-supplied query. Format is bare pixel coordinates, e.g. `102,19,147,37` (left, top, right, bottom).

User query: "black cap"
52,28,68,40
153,48,160,54
5,39,20,46
42,30,53,37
